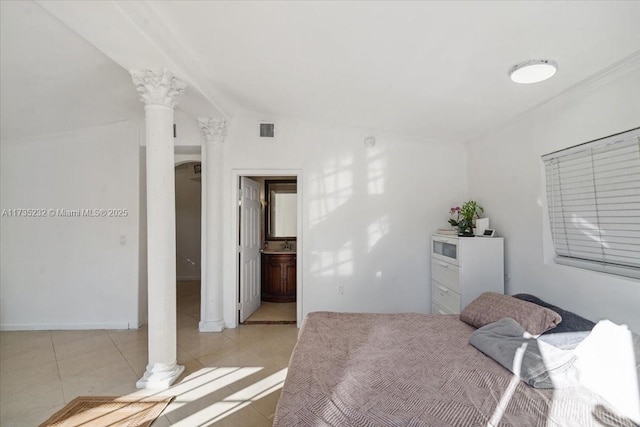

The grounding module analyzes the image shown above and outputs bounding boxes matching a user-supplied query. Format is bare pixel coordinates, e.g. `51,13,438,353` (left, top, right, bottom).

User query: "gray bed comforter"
273,312,634,427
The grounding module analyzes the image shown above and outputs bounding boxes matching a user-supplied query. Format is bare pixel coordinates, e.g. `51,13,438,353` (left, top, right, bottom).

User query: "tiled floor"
0,281,299,426
244,302,297,324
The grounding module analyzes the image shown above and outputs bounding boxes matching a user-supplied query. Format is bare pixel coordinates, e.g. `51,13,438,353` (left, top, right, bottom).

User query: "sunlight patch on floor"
169,368,288,426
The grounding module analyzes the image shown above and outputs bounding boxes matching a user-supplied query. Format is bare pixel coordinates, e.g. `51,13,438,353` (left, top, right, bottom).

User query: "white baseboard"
0,322,133,331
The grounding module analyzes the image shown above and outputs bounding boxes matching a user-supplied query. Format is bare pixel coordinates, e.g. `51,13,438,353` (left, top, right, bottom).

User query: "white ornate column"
198,117,227,332
131,69,186,388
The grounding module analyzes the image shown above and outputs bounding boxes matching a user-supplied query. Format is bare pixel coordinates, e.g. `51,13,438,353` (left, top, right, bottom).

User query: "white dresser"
431,234,504,314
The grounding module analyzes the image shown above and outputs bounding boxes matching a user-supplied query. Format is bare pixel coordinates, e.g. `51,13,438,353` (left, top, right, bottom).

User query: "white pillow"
573,320,640,424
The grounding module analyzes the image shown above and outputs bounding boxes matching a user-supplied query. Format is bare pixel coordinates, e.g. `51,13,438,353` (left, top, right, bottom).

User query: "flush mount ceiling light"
509,59,558,84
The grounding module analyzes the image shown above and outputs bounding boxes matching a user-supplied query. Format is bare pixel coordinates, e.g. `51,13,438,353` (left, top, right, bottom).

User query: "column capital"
130,68,186,108
198,117,227,143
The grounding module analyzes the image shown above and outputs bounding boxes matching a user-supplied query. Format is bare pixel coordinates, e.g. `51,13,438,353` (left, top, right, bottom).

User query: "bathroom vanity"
261,251,296,302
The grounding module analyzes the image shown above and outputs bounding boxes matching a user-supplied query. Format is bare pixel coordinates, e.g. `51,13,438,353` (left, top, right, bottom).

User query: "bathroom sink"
261,249,296,254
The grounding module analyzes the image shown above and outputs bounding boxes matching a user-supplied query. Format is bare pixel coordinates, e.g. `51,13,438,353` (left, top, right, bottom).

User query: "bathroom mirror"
265,180,297,240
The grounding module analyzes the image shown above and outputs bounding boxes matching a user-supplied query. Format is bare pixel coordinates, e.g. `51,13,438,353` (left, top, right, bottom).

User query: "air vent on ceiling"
259,122,275,138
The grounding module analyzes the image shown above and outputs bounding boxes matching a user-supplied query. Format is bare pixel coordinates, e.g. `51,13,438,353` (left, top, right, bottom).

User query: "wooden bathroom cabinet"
261,252,296,302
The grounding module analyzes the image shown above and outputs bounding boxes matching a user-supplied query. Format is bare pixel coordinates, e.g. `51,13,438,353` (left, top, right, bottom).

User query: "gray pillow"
460,292,562,335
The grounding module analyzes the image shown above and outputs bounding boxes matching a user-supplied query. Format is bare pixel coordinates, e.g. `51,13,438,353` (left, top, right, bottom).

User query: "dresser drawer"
432,236,459,266
431,281,461,314
431,259,460,293
432,302,456,315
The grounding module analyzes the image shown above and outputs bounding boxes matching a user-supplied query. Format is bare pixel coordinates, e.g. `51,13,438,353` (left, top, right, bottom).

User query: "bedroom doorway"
235,171,301,326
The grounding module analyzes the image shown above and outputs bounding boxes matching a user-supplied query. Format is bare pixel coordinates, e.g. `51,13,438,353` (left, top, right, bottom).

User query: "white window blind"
542,127,640,279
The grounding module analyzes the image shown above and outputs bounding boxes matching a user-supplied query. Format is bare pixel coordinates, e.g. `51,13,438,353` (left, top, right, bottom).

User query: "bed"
273,295,639,427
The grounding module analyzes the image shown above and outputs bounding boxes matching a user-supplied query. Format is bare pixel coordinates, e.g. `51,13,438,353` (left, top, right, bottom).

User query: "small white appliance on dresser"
431,233,504,314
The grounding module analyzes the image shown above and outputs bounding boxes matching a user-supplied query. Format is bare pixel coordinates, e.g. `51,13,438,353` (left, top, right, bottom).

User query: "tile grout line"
177,343,198,366
106,329,142,380
49,330,68,403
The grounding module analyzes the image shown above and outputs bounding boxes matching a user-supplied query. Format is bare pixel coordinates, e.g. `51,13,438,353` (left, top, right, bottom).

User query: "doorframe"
229,169,303,328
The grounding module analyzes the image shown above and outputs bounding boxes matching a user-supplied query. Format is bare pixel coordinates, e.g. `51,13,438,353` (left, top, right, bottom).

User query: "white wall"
467,65,640,332
0,120,143,329
175,162,202,280
222,114,468,326
174,109,203,147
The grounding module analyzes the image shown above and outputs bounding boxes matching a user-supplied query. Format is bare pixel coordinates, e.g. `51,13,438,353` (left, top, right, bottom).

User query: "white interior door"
239,177,261,322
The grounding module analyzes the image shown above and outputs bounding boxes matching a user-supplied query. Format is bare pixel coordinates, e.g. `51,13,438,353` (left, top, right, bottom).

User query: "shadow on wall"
307,144,415,312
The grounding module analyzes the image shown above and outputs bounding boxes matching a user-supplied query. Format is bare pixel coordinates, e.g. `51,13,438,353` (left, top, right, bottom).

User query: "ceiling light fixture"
509,59,558,84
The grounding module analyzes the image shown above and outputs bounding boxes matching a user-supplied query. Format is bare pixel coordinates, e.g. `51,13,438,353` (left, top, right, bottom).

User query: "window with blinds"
542,127,640,280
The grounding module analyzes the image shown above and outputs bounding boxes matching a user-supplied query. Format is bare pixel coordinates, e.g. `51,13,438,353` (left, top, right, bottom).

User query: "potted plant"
448,201,484,236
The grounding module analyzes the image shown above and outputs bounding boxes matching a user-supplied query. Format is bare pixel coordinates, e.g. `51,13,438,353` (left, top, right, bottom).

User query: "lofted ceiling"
2,1,640,143
0,1,141,141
